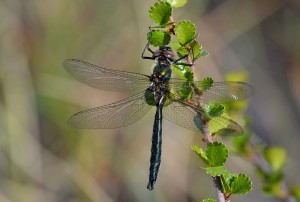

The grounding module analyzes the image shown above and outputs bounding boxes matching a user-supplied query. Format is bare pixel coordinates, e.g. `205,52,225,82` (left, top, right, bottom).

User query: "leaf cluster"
192,142,252,197
146,1,256,201
148,1,208,61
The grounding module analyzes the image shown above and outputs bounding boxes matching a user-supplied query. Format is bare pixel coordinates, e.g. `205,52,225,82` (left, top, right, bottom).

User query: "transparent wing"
68,91,153,129
63,59,151,92
162,93,244,136
168,79,254,104
199,81,254,104
163,101,202,132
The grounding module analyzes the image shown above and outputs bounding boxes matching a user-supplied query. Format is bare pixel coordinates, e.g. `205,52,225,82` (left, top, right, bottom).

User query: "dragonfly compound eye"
153,50,163,58
163,50,175,62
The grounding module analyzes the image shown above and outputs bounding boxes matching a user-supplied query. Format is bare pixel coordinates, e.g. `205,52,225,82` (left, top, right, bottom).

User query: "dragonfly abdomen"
147,106,163,190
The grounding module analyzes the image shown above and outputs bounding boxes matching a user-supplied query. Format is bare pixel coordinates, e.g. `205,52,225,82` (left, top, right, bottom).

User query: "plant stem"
168,12,228,202
186,42,227,202
213,177,228,202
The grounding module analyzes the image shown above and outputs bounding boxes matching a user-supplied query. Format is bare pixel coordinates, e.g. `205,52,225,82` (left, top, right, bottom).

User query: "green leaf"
172,64,187,77
174,20,196,45
263,147,286,172
170,41,189,57
148,30,171,46
165,0,188,8
221,172,237,193
149,2,172,25
232,131,251,154
208,113,234,136
206,142,228,166
172,64,186,78
178,82,193,100
184,71,194,81
191,145,209,165
200,77,214,91
230,174,252,194
205,166,227,177
170,41,182,51
190,41,201,60
203,199,217,202
172,63,192,79
186,40,209,60
171,40,198,58
205,103,224,117
145,90,156,106
178,48,189,57
220,174,232,193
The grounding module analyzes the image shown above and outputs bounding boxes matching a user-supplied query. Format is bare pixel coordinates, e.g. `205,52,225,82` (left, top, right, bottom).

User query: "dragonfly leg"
142,41,155,60
173,51,194,67
173,41,197,67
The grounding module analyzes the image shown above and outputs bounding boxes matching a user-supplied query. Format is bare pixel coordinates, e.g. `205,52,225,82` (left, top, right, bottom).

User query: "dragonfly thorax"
152,64,172,79
149,70,170,105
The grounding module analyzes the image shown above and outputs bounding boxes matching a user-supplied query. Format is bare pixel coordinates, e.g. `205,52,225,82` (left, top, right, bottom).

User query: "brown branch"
166,8,228,201
185,23,227,202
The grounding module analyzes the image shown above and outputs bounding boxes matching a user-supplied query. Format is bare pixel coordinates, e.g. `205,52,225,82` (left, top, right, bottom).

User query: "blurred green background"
0,0,300,201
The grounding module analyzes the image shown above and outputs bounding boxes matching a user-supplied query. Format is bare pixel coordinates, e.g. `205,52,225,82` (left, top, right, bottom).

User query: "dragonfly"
63,45,254,190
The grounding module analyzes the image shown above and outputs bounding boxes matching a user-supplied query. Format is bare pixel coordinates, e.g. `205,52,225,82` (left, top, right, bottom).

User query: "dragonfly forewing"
63,59,151,92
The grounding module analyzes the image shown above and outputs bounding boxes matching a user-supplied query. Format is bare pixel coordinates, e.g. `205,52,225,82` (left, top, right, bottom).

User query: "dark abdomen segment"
147,106,163,190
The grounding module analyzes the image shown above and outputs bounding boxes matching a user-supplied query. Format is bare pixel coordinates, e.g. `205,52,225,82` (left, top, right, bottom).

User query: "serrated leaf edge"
149,1,172,25
174,20,196,45
206,142,229,166
230,174,252,195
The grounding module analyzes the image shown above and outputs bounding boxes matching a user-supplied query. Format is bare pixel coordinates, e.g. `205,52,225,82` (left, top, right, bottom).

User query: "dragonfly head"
153,46,175,67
